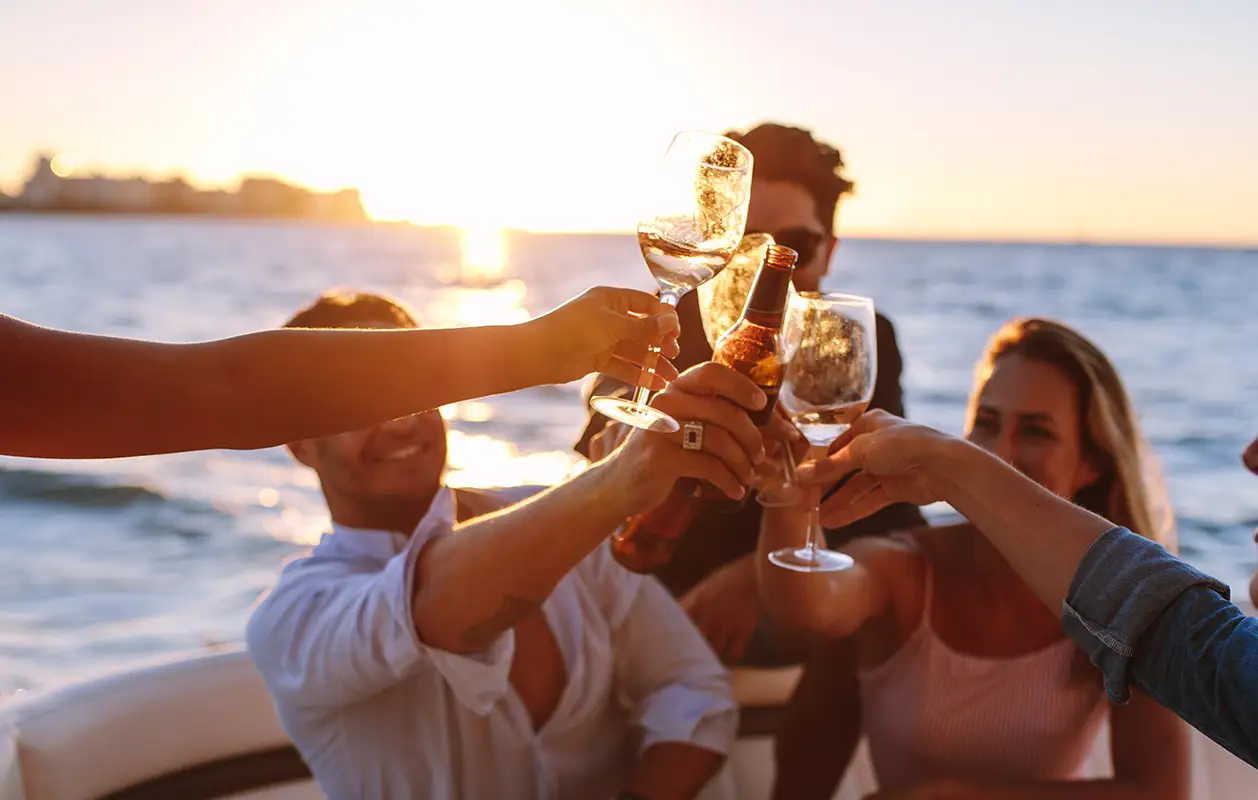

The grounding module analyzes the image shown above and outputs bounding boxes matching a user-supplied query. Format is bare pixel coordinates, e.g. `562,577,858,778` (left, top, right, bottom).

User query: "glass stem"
801,453,825,561
781,442,798,487
804,502,824,562
630,291,682,407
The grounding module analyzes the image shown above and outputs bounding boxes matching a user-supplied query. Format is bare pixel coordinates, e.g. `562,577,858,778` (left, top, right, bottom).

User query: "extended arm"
247,362,766,711
416,363,767,654
1,287,679,458
811,411,1258,769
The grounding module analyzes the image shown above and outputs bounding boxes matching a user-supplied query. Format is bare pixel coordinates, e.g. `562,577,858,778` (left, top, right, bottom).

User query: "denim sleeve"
1061,526,1258,768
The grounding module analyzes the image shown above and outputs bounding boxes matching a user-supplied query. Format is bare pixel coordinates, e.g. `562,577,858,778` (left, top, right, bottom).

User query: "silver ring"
681,421,704,452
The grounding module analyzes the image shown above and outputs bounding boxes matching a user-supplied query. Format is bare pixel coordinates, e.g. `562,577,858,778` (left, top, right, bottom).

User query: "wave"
0,466,168,509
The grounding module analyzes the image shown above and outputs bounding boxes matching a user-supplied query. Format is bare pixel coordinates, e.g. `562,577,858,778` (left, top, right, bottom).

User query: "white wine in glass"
696,232,775,348
590,131,753,434
769,291,878,573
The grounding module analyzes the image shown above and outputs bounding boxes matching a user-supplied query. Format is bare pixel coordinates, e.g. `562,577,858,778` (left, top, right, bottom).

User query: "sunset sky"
1,0,1255,244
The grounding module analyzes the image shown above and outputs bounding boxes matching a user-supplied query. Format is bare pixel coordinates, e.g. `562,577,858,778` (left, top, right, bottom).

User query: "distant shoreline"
0,210,1252,252
0,208,378,227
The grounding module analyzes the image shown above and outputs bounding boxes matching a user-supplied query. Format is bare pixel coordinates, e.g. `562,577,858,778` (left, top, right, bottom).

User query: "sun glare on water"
443,430,581,489
460,225,509,283
421,225,532,329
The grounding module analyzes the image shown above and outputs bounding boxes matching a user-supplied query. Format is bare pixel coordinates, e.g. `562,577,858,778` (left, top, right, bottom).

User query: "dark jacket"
576,290,925,596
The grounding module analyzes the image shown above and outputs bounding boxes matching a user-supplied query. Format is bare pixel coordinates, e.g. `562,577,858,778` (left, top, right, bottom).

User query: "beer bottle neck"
741,263,793,328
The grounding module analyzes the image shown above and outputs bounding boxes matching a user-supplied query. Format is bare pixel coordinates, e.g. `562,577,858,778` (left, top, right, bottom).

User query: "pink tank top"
858,552,1108,789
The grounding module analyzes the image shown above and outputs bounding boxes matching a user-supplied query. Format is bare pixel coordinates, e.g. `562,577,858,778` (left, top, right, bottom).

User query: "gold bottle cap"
764,243,799,269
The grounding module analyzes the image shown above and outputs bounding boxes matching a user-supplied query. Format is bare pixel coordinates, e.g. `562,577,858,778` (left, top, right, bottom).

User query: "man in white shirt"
247,290,771,800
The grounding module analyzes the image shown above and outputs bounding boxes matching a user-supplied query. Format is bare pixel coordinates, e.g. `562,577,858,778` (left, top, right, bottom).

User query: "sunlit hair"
966,317,1172,545
724,122,854,235
284,289,418,330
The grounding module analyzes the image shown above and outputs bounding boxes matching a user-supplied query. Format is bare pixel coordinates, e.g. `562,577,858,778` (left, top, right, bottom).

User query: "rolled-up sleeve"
604,559,737,754
1061,527,1230,704
1061,526,1258,767
246,530,514,714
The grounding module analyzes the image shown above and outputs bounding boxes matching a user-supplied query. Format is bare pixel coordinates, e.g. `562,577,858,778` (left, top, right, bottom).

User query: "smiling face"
966,353,1100,502
290,410,448,531
282,290,445,532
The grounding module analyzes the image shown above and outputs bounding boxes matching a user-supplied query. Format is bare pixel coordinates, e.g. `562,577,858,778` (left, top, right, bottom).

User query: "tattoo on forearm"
458,594,539,650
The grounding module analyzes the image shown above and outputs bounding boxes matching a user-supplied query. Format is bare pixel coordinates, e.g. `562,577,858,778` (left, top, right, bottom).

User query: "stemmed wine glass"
590,131,753,434
695,231,774,348
768,292,878,573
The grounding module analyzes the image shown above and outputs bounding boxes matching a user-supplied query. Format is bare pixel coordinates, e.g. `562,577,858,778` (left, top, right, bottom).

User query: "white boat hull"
1,642,1254,799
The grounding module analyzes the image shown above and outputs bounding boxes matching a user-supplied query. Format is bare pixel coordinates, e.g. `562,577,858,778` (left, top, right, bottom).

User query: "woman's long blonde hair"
967,318,1172,545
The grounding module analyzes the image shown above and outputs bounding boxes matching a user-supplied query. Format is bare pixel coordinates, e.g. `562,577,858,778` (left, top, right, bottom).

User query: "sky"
1,0,1256,244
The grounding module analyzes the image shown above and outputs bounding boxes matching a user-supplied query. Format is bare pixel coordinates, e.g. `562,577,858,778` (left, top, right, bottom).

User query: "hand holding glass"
590,131,753,434
768,292,878,572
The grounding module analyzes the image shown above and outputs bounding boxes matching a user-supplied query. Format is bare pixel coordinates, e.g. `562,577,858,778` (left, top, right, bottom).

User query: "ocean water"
1,215,1256,693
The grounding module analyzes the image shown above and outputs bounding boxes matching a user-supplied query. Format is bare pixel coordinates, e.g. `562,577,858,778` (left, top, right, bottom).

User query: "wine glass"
768,292,878,573
590,131,753,433
695,231,774,347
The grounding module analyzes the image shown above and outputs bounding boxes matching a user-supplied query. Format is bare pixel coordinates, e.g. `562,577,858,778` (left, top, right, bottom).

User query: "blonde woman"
762,318,1189,799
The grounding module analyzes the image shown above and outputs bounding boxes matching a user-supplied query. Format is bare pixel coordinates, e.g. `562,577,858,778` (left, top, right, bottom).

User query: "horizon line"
5,210,1254,252
379,220,1258,251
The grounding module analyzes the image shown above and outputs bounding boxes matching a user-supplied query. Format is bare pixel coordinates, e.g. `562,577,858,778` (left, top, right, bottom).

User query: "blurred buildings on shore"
1,155,366,222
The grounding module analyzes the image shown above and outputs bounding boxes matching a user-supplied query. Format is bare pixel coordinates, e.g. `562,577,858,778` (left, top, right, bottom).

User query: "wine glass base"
590,396,680,433
768,547,854,573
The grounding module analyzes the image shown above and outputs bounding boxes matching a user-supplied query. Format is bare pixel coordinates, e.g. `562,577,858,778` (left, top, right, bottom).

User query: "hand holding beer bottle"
610,240,800,572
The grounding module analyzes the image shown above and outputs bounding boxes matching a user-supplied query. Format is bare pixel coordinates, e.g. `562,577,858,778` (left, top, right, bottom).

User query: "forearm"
757,505,830,626
929,441,1258,768
207,325,548,444
623,742,726,800
757,505,874,636
1126,584,1258,766
1,317,548,458
772,639,862,800
931,439,1113,612
414,460,632,653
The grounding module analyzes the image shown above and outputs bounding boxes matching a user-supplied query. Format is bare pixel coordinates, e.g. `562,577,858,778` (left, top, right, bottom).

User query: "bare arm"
624,744,726,800
0,287,680,458
808,413,1110,616
416,460,639,653
772,638,864,800
415,363,768,654
810,412,1258,771
757,503,903,639
612,576,737,799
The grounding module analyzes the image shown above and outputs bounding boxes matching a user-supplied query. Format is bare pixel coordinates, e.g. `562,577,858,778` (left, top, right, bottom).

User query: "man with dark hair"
247,290,777,799
578,122,922,663
284,288,422,330
575,124,922,800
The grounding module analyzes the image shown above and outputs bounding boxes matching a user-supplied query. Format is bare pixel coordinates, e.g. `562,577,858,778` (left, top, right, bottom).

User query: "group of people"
3,122,1256,800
